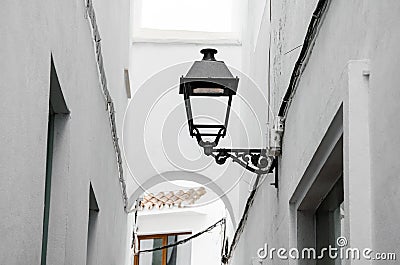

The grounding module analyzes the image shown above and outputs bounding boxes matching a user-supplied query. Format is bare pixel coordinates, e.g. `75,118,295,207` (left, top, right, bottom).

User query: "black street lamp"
180,49,279,185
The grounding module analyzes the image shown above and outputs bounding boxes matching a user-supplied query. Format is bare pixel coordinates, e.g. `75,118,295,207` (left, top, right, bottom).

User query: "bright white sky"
141,0,233,32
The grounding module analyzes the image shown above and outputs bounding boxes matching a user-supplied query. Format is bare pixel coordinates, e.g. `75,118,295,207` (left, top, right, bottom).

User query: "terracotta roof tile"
140,187,206,210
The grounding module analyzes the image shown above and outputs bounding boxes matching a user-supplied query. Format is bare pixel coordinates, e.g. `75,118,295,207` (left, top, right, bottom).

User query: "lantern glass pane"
189,96,230,135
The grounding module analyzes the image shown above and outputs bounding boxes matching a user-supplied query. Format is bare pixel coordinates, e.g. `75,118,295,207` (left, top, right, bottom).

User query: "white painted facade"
1,0,131,264
236,0,400,264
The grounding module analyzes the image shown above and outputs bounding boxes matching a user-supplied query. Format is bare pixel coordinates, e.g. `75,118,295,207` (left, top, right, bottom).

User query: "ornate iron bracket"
198,140,278,188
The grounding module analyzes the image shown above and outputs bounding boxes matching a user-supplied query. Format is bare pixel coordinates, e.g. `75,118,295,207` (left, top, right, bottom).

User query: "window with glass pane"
135,233,192,265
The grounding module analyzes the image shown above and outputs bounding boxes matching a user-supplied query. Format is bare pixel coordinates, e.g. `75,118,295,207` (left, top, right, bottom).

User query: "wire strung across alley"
137,218,226,254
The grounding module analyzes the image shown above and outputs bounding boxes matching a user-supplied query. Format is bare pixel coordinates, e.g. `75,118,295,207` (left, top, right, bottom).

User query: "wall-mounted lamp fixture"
179,49,282,187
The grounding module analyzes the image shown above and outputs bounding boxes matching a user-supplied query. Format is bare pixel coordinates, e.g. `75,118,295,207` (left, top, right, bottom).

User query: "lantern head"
180,48,239,147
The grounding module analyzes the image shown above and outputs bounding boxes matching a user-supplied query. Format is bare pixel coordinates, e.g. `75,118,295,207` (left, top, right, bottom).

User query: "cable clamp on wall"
268,116,284,156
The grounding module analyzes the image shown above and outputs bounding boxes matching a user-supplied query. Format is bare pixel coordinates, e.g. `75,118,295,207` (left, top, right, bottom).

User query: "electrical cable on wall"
278,0,331,119
131,199,140,254
85,0,129,212
221,174,265,264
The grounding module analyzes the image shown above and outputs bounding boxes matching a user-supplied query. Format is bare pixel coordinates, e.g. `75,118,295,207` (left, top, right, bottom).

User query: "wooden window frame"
134,232,191,265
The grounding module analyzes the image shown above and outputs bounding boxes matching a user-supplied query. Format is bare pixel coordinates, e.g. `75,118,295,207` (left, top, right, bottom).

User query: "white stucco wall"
235,0,275,263
368,1,400,257
0,0,130,264
237,0,400,264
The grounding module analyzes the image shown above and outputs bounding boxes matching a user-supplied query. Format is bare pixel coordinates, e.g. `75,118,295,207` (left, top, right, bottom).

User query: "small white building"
129,181,234,265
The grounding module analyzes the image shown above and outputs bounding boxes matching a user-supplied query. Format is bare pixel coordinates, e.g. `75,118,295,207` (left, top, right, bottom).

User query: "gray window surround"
290,107,344,265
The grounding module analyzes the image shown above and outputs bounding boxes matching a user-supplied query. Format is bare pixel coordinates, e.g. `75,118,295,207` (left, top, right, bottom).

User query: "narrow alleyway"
1,0,400,265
